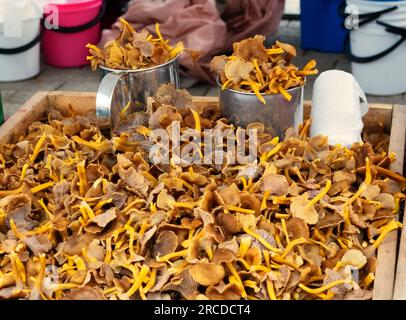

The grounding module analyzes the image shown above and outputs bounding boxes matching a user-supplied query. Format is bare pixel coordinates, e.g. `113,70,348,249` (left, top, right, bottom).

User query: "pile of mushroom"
87,18,198,71
0,85,404,300
211,36,318,103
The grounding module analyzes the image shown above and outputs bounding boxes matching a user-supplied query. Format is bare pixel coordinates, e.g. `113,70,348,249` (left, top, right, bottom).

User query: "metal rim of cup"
99,55,180,74
216,77,304,97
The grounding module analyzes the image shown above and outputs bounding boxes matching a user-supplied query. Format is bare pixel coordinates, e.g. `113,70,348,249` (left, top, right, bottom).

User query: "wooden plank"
373,105,406,300
392,105,406,300
47,91,97,116
0,91,50,144
394,208,406,300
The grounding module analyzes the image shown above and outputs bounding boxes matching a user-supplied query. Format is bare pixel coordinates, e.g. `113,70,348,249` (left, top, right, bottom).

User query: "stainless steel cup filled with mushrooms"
96,56,180,130
218,80,304,138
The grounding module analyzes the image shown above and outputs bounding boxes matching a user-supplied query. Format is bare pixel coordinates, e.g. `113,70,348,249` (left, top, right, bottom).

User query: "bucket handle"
0,30,42,55
338,2,398,27
346,21,406,63
41,0,107,34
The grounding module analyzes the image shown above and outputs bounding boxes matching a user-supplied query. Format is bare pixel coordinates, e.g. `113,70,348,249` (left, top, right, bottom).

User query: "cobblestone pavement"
1,18,405,119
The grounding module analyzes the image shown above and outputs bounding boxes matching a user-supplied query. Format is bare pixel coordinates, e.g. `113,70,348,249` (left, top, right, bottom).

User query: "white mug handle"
354,79,368,117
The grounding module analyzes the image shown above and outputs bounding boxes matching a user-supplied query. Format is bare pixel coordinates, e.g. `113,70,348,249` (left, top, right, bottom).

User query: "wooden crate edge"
374,105,406,300
392,105,406,300
0,91,50,144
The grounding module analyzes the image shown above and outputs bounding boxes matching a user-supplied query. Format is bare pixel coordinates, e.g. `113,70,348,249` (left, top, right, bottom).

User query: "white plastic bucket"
0,0,42,82
0,19,41,82
347,0,406,95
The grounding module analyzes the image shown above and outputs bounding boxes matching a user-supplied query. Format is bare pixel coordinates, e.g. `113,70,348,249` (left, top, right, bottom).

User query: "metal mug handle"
96,72,123,123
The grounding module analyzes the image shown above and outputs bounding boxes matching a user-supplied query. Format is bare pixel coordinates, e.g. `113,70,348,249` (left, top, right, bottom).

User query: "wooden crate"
0,91,405,300
392,107,406,300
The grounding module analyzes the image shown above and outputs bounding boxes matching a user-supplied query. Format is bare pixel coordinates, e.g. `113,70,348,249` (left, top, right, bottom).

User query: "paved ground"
1,17,405,120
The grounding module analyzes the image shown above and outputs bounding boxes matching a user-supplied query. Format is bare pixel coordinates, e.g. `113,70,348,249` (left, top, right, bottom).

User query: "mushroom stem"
261,190,271,211
306,179,332,208
243,226,281,253
372,220,402,249
191,109,201,133
298,279,354,295
26,223,54,236
364,273,375,288
104,238,112,264
122,198,146,214
299,119,311,140
30,133,47,163
238,237,252,258
19,163,30,183
38,198,54,220
278,85,292,102
143,268,157,293
308,238,331,252
281,219,290,244
252,58,265,85
30,254,46,300
93,198,113,212
226,262,247,298
10,251,25,289
31,181,54,194
155,23,164,43
120,101,132,120
280,237,307,259
237,258,251,271
291,167,307,184
0,187,23,196
72,136,110,151
346,157,372,208
77,161,88,197
364,157,372,185
224,205,255,215
251,265,270,273
369,165,406,184
124,265,149,299
249,81,266,105
0,272,15,289
266,48,284,55
221,79,232,90
139,285,147,300
156,249,188,262
80,201,95,219
173,202,196,210
240,176,248,190
266,279,277,300
10,219,26,240
52,283,81,291
260,143,282,163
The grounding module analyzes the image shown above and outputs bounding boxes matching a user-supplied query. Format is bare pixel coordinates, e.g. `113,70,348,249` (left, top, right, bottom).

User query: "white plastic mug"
310,70,368,147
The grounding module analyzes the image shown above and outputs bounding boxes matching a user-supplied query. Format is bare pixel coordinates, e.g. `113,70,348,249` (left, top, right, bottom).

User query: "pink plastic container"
43,0,104,67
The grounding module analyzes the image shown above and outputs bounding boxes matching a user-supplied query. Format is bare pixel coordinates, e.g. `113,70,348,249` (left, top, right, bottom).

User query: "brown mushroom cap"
189,263,225,287
61,286,106,300
206,282,242,300
152,230,179,258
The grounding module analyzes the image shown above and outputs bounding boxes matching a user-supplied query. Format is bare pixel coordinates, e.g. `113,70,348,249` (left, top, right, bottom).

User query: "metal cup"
96,56,180,129
218,80,304,138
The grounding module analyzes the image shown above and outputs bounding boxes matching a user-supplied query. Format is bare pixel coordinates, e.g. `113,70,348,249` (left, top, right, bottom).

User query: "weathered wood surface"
391,106,406,300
